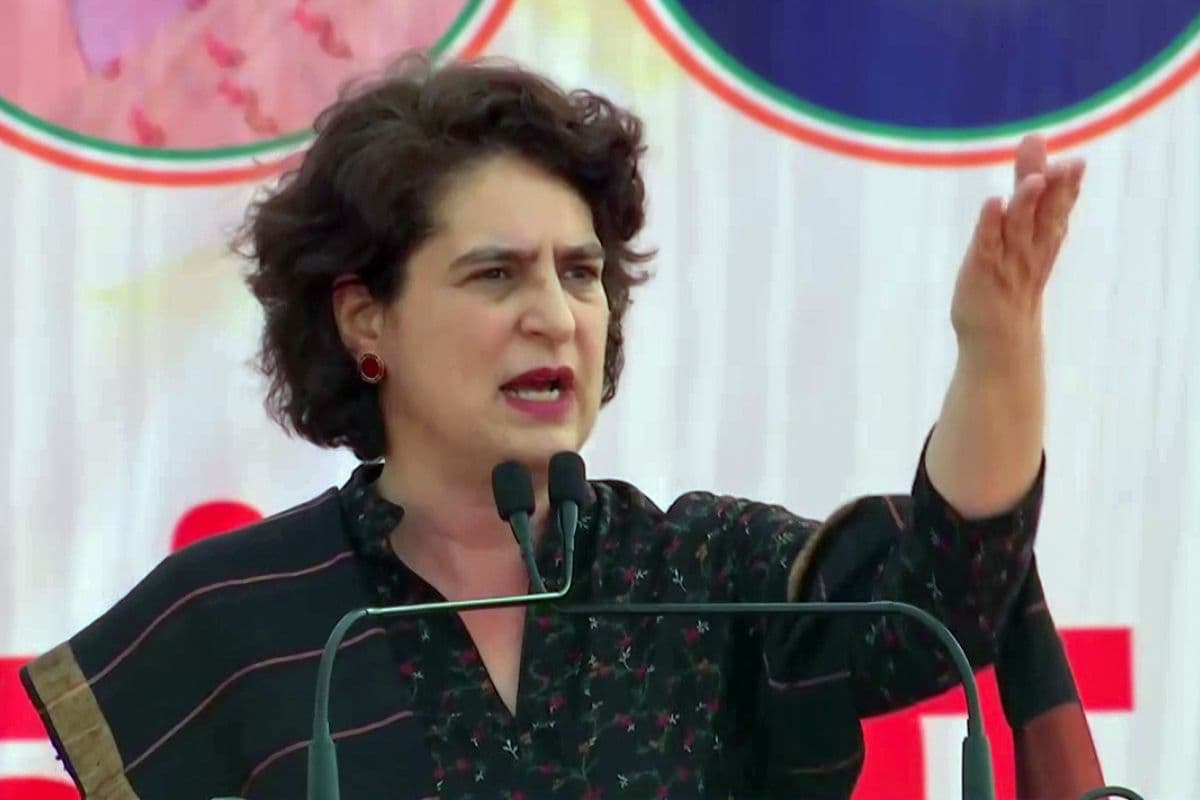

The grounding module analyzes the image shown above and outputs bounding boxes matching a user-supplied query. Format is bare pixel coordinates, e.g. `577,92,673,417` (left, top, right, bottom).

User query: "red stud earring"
357,352,386,384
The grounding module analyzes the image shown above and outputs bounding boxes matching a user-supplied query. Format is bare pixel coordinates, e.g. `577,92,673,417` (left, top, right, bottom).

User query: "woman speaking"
21,54,1086,799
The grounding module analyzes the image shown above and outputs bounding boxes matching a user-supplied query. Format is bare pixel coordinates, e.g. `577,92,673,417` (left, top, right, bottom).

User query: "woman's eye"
566,265,602,282
474,267,510,282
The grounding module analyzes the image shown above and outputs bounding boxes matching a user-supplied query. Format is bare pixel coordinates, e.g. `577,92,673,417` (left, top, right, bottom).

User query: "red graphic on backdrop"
0,779,77,800
171,500,264,551
853,628,1132,800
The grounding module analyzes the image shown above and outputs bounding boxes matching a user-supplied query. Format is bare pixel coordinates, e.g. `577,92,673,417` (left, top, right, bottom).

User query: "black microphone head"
492,460,535,521
548,452,588,507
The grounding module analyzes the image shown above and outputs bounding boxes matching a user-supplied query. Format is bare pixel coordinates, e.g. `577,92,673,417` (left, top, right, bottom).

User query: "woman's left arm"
769,138,1087,717
756,136,1086,724
925,134,1085,518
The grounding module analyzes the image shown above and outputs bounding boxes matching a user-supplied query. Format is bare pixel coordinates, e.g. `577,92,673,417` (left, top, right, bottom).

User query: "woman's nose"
518,268,576,341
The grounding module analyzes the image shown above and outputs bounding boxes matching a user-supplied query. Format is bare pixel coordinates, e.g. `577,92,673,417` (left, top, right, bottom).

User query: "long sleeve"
996,561,1107,799
782,436,1044,717
584,454,1045,797
716,438,1043,796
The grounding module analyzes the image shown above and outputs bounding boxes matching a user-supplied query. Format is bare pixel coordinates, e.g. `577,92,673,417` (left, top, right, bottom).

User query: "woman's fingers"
1014,134,1048,184
1032,160,1086,287
1001,173,1047,284
968,196,1007,281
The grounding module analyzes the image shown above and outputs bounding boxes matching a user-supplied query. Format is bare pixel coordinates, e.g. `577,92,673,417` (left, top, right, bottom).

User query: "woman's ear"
331,279,385,356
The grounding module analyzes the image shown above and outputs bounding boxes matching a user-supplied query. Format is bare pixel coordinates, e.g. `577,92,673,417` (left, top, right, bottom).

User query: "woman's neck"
375,454,551,598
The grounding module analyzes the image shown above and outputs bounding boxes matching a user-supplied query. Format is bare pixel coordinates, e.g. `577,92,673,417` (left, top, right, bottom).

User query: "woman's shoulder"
20,486,372,799
23,484,365,708
590,478,821,535
35,486,354,676
159,485,354,587
584,480,822,601
94,486,356,639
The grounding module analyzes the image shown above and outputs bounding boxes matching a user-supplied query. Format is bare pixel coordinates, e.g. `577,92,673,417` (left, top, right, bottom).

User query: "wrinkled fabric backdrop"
2,1,1199,798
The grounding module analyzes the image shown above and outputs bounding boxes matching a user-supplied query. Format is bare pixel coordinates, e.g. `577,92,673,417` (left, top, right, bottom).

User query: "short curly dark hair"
238,54,653,461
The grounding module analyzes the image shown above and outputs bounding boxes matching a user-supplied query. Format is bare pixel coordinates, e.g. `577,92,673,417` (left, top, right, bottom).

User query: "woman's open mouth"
500,367,575,420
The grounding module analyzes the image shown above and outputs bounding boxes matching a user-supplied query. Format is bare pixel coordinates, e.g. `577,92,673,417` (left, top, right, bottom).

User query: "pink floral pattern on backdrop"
1,0,468,149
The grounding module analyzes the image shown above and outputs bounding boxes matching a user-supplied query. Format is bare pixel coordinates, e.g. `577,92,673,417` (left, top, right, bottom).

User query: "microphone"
547,451,588,588
304,455,585,800
493,460,546,593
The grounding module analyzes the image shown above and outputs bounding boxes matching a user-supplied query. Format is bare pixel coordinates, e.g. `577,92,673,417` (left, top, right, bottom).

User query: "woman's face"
375,154,611,477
